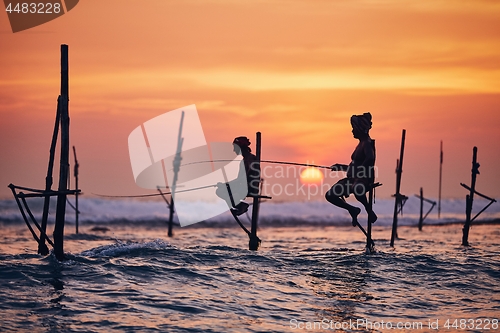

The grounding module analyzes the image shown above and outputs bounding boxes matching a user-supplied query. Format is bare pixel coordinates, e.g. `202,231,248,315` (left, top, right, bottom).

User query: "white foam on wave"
0,197,498,227
80,239,172,258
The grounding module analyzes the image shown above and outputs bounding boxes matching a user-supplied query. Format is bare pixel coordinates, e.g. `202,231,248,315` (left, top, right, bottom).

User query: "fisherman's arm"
330,163,349,172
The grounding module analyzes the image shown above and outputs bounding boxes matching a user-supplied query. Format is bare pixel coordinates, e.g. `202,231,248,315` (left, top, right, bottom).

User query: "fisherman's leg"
216,184,233,208
325,184,361,226
354,185,377,224
233,201,249,216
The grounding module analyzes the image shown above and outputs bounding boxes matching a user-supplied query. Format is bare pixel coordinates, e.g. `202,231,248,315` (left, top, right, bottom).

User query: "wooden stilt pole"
249,132,261,251
366,187,375,253
167,199,174,237
418,187,424,231
438,140,443,219
168,111,185,237
365,139,377,254
73,146,79,234
156,188,174,235
38,96,61,255
462,147,478,246
390,129,406,247
54,44,70,261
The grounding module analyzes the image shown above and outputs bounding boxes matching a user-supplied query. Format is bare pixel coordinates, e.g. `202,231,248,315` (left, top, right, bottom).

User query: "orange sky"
1,0,499,201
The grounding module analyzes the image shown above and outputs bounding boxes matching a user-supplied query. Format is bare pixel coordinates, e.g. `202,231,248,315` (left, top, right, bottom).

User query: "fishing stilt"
249,132,262,251
53,44,70,261
157,187,176,236
220,134,270,250
365,182,381,254
390,129,406,248
461,147,496,246
39,96,61,255
364,139,381,254
8,45,79,260
438,141,443,219
356,221,375,249
166,111,185,237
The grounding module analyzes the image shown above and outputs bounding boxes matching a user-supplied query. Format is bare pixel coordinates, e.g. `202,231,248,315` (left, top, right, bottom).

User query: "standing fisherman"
217,136,261,216
325,113,378,226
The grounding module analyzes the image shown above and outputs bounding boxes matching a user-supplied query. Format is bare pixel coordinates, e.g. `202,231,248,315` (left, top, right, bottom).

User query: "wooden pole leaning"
390,129,406,248
249,132,262,251
53,44,70,261
38,96,61,255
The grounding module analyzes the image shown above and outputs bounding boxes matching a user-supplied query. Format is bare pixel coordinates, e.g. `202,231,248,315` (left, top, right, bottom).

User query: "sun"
299,167,324,185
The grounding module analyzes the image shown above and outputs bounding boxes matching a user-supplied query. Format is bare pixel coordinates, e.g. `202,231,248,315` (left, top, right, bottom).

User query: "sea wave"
0,197,499,227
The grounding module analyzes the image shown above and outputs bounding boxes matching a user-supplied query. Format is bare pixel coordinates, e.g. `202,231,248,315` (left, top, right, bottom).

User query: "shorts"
327,178,368,198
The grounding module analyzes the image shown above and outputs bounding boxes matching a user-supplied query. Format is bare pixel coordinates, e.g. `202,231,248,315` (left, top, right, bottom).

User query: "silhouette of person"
325,113,378,226
216,136,260,216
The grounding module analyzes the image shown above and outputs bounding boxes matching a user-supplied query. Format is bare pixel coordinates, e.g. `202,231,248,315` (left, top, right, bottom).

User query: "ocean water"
0,198,499,332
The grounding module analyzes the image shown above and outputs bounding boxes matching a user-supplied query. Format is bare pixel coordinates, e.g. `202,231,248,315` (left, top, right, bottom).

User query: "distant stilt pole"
168,111,185,237
156,187,174,236
167,199,174,237
73,146,79,234
438,140,443,218
390,129,406,247
418,187,424,231
54,44,70,261
462,147,479,246
249,132,262,251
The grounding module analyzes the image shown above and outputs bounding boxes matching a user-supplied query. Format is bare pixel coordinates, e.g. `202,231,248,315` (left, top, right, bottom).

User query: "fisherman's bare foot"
368,211,378,224
349,207,361,227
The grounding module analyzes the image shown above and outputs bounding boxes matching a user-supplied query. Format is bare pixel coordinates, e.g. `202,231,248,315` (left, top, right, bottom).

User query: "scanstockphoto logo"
3,0,79,33
128,105,248,227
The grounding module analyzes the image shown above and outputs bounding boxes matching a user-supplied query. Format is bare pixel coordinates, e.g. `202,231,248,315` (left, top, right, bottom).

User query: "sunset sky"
1,0,499,202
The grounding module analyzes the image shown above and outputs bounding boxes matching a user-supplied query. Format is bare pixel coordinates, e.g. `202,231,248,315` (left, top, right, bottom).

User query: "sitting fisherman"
325,112,378,226
216,136,261,216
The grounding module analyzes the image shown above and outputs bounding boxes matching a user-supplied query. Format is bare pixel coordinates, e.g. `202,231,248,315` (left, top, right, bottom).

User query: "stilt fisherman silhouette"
216,136,260,216
325,113,378,226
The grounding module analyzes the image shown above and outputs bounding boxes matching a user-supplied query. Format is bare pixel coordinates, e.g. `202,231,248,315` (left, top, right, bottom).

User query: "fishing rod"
172,159,332,170
94,159,332,198
93,184,216,198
